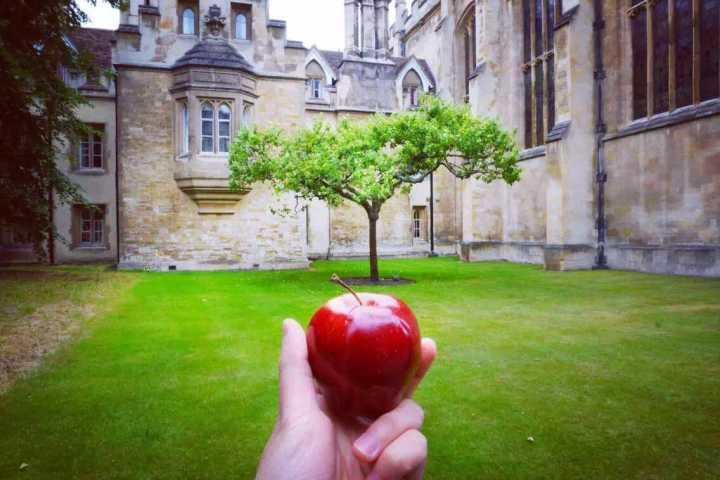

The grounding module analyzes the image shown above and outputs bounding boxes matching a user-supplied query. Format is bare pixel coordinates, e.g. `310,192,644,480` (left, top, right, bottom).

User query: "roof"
68,28,114,71
316,50,436,87
67,28,115,91
392,57,436,87
173,38,254,72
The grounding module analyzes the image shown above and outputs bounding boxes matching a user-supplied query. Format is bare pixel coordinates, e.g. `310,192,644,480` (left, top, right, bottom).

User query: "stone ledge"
604,99,720,142
461,241,595,271
607,244,720,278
118,259,310,272
175,177,249,215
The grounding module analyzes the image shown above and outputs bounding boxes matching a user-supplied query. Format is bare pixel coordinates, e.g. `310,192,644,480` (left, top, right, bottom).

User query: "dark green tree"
0,0,123,261
229,96,521,282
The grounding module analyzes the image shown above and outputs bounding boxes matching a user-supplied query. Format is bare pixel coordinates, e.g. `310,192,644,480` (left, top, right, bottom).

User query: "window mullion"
530,0,537,146
692,0,700,103
668,0,676,110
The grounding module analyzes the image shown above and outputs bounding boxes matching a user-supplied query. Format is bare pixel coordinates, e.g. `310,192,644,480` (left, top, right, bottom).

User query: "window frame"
218,103,232,153
78,206,105,248
521,0,559,148
412,206,427,241
309,78,323,99
78,124,104,171
235,13,248,40
628,0,720,120
198,100,234,155
181,7,197,36
181,102,190,155
201,102,215,154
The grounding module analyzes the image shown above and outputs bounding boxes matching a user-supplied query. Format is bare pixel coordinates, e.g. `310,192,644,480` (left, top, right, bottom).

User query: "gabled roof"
173,38,254,72
392,57,436,88
314,50,435,88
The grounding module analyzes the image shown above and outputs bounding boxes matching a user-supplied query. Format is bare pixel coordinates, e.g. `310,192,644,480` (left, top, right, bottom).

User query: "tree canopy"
229,96,521,280
0,0,123,260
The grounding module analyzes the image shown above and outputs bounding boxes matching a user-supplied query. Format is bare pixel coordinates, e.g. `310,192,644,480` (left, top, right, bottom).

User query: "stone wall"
55,97,118,264
117,68,308,271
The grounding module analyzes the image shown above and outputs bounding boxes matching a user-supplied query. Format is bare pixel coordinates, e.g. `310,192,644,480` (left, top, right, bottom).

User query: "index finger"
406,338,437,398
278,319,318,421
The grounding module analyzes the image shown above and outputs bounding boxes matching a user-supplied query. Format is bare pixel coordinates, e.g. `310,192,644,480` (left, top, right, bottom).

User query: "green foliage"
229,96,521,215
0,0,124,258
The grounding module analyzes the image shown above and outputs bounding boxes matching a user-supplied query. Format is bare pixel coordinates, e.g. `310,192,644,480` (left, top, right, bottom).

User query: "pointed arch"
395,57,434,108
304,47,337,86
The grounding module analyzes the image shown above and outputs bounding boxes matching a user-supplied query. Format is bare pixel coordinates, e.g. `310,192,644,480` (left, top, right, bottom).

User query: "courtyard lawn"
0,258,719,479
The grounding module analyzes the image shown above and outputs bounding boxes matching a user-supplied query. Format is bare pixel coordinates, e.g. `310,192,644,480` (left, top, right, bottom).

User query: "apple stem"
331,274,363,306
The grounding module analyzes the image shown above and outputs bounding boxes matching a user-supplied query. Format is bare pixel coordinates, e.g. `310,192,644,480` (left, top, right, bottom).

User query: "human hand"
256,319,437,480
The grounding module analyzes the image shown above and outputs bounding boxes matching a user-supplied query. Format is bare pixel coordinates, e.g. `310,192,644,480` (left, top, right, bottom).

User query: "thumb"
278,319,318,420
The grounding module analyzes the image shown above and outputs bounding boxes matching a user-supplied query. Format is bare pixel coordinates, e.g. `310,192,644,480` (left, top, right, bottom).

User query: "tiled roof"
68,28,114,71
173,38,254,72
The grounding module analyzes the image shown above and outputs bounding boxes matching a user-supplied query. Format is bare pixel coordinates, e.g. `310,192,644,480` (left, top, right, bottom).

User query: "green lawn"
0,258,719,479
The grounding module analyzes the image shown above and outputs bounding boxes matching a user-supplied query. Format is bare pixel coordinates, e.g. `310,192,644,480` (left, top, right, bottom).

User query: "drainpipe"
429,172,436,256
47,188,55,265
593,0,608,269
115,70,121,267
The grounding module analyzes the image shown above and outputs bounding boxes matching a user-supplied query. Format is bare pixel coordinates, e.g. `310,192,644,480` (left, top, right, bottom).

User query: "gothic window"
235,14,248,40
522,0,556,148
181,103,189,155
201,102,214,153
199,101,234,154
461,9,477,102
402,69,423,109
412,206,427,241
218,104,232,153
306,60,326,100
79,124,103,169
182,8,196,35
629,0,719,120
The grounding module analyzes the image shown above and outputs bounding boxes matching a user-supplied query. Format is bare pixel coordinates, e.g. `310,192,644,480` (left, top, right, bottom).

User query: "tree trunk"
367,210,380,282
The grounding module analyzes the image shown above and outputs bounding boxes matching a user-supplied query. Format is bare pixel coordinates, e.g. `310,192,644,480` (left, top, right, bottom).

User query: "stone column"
375,0,390,58
362,0,376,58
344,0,359,56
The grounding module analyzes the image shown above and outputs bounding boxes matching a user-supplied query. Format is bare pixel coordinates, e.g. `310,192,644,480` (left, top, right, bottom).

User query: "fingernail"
366,473,382,480
354,434,380,460
282,319,294,334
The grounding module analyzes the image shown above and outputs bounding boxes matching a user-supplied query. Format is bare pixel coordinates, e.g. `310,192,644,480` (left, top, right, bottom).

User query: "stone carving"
204,4,226,38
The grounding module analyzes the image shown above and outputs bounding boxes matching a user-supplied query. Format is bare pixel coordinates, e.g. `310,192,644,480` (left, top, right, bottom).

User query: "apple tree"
228,96,521,282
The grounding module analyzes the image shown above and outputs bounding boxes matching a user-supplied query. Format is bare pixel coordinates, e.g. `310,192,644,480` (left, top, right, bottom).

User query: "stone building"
1,0,718,277
391,0,719,277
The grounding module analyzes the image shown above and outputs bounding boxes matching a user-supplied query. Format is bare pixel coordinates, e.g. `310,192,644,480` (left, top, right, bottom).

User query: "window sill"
231,39,252,45
604,99,720,142
546,121,571,143
73,168,107,176
306,98,331,105
519,145,546,161
74,246,109,252
555,5,579,30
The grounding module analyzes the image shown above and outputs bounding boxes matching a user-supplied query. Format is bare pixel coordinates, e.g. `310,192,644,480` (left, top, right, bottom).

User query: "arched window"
182,8,195,35
218,104,232,153
181,103,189,154
201,102,214,153
306,60,325,100
235,14,248,40
402,69,423,109
461,9,477,103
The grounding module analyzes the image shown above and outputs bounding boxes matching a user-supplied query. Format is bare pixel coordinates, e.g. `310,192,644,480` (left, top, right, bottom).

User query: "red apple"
306,286,421,419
